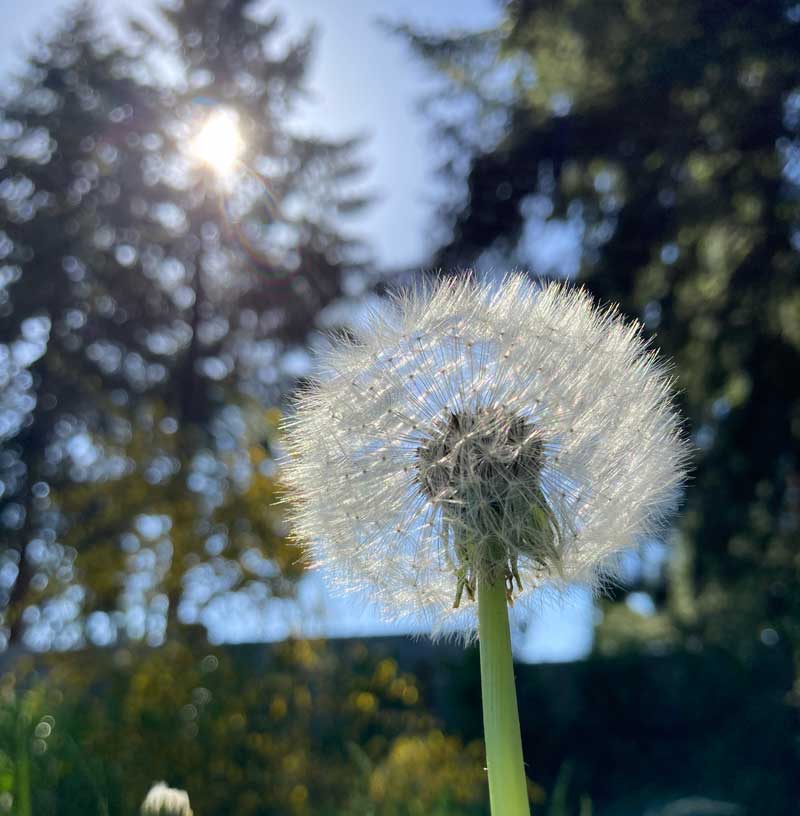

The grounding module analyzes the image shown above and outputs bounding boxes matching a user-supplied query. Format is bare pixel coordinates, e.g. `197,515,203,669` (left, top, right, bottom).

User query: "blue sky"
0,0,596,661
0,0,503,269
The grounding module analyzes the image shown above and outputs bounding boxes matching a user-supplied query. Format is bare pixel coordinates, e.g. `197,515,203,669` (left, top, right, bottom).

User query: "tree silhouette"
400,0,800,658
0,0,371,648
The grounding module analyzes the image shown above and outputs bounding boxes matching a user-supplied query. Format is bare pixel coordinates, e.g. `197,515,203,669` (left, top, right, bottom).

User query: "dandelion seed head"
281,274,690,641
141,782,193,816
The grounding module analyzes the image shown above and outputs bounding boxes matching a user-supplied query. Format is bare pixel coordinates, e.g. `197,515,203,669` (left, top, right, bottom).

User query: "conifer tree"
400,0,800,656
0,0,370,648
0,6,170,646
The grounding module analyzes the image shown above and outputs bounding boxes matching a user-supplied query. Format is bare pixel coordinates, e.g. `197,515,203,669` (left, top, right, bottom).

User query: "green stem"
478,576,530,815
15,709,32,816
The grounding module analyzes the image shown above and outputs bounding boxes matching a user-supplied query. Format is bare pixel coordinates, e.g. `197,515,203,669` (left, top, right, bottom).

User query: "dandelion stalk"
478,574,529,815
15,708,32,816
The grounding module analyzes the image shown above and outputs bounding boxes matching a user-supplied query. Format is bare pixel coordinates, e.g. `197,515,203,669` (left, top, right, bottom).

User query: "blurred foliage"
0,0,374,648
1,638,793,814
360,731,487,815
0,639,503,816
399,0,800,673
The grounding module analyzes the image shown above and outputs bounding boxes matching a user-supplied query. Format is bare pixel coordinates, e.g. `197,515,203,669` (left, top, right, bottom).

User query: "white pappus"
140,782,193,816
281,274,690,640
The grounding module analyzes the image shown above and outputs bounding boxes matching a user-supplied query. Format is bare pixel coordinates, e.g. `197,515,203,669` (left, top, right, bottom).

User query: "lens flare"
189,109,244,178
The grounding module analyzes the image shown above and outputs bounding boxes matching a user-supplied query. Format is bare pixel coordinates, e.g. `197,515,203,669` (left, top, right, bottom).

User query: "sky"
0,0,503,270
0,0,596,661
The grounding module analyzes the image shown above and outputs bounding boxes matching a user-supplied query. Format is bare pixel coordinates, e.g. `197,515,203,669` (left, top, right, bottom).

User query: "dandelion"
140,782,193,816
282,273,689,815
283,274,687,629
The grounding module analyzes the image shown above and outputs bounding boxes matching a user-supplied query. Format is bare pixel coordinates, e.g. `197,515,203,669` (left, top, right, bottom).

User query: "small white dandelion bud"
140,782,193,816
281,274,690,641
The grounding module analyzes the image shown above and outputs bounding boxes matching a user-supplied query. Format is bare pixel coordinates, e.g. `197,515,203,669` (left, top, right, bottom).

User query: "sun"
189,109,244,178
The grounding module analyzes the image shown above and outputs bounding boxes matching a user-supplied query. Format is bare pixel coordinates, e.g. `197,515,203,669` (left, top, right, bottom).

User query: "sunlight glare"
189,109,244,178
